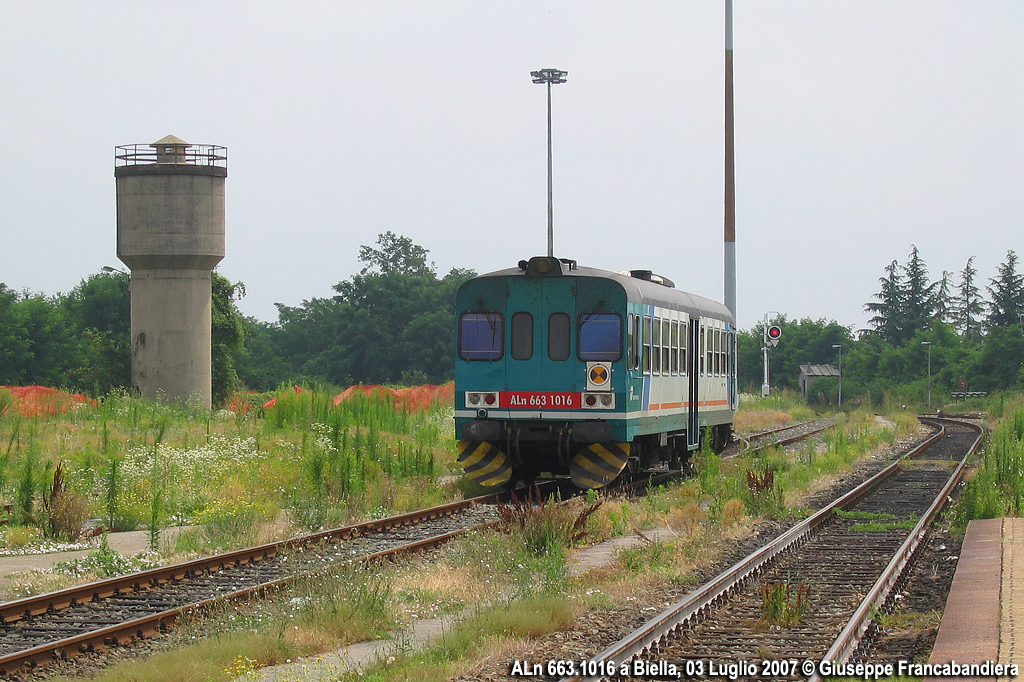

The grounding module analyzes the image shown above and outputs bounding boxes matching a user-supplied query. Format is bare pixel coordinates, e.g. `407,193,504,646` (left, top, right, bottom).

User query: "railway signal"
761,314,780,397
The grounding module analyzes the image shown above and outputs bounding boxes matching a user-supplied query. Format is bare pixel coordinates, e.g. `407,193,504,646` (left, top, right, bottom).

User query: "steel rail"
808,417,984,680
0,494,504,676
0,520,503,675
562,419,948,682
0,495,498,626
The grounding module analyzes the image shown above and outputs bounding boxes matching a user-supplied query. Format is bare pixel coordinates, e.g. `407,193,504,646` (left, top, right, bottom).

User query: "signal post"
762,314,782,397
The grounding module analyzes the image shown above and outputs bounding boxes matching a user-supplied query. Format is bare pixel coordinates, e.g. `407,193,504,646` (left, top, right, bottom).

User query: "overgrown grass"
0,384,459,595
955,401,1024,525
8,390,947,681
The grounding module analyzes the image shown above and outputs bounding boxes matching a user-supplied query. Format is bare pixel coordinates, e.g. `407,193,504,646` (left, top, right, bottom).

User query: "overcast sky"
2,2,1021,332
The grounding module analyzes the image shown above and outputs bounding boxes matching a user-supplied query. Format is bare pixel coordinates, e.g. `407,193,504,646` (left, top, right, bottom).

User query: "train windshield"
459,312,504,360
578,313,622,361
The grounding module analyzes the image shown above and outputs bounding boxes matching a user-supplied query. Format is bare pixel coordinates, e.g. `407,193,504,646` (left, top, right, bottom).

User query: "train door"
503,277,576,394
687,317,701,450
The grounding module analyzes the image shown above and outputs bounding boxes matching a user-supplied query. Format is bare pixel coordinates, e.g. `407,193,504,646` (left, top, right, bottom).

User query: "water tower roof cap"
151,134,190,148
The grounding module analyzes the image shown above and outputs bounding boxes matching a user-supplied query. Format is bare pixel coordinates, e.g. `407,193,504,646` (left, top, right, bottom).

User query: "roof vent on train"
518,256,577,277
629,270,675,288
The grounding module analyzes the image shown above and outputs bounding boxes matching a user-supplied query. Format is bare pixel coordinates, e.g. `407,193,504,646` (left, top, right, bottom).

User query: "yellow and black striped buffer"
570,442,631,489
457,440,512,487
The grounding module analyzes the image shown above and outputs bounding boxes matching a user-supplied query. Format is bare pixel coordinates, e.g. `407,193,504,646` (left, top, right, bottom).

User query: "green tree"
954,256,985,340
901,245,937,341
15,294,80,387
987,250,1024,329
972,326,1024,392
932,270,955,326
865,259,904,343
211,273,247,405
235,317,294,392
0,284,31,385
358,231,433,276
62,272,131,394
256,235,475,387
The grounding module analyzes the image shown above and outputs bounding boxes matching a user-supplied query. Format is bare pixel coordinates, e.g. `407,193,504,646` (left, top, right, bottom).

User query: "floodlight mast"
531,68,568,258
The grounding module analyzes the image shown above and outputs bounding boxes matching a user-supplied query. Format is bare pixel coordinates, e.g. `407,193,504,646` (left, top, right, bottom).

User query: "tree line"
739,246,1024,404
0,271,246,404
0,233,470,403
2,237,1021,408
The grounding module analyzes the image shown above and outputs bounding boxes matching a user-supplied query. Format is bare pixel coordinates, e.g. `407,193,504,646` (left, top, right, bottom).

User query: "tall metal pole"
532,69,567,258
761,311,778,397
724,0,737,320
546,80,554,257
921,341,932,410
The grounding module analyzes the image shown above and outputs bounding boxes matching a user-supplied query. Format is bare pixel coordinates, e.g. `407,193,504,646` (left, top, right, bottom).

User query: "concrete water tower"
114,136,227,408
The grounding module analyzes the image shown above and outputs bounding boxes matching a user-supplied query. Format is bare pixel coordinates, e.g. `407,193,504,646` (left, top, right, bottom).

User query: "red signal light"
767,325,782,340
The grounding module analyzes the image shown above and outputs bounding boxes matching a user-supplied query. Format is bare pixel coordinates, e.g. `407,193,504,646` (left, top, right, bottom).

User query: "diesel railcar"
455,256,737,489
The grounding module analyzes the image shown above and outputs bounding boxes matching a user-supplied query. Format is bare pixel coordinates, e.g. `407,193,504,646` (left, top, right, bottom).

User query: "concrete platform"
926,518,1024,681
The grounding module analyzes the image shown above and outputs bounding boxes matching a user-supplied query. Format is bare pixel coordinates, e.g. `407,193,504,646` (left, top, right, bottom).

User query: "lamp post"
831,344,843,408
101,265,128,275
921,341,932,410
531,68,567,258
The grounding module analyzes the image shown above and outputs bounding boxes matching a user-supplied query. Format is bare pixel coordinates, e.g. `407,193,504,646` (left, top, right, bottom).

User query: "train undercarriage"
457,420,733,489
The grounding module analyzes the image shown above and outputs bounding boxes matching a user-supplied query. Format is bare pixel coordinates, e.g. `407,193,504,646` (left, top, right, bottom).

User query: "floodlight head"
531,68,568,84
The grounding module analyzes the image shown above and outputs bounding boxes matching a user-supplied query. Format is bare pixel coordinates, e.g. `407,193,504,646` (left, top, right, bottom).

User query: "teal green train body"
455,256,737,489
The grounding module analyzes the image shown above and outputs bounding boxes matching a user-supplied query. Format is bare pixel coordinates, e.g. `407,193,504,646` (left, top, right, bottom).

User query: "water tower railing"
114,144,228,167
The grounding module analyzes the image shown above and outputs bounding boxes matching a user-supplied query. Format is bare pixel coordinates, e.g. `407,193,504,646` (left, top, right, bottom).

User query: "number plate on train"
500,392,580,409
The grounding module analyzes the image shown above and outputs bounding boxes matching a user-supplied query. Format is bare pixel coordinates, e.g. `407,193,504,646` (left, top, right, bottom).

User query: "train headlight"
466,392,499,408
582,393,615,409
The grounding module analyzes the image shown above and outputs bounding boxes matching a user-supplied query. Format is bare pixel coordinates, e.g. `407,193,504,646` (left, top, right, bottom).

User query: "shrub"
496,485,600,558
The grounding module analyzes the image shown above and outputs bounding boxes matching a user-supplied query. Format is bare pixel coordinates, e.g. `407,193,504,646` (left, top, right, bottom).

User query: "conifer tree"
954,256,985,340
931,270,955,326
865,259,904,343
987,249,1024,328
901,245,937,340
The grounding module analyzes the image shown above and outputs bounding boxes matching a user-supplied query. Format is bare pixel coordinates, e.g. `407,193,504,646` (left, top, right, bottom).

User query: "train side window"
548,313,571,361
712,327,720,374
578,313,622,361
670,321,678,375
681,321,688,374
716,329,723,375
642,315,651,374
662,319,671,374
652,317,661,374
721,330,727,376
459,312,504,361
510,312,534,360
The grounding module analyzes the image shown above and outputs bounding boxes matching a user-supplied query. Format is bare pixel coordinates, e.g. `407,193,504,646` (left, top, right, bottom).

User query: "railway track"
737,418,838,456
560,417,982,681
0,497,503,678
0,418,845,678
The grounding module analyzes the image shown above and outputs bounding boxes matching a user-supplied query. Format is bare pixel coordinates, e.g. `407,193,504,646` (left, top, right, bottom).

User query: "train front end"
454,257,631,489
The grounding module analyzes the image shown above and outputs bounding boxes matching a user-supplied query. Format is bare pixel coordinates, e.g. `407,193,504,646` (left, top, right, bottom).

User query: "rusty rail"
561,417,966,682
